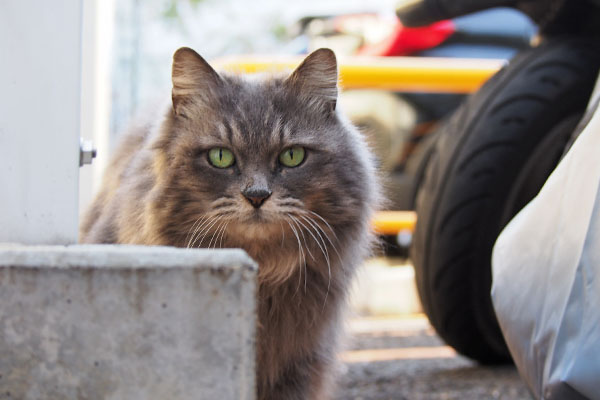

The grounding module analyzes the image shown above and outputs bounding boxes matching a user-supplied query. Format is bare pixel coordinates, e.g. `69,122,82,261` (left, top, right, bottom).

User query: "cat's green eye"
208,148,235,168
279,146,305,168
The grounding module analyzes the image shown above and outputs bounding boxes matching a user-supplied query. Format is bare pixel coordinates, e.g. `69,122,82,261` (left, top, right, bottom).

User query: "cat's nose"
242,188,272,209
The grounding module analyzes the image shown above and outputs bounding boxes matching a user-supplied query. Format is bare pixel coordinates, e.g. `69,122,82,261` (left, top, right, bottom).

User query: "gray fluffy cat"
80,47,379,399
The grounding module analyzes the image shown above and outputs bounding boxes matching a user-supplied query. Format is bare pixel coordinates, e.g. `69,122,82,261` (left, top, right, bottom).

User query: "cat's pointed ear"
171,47,222,116
285,48,338,116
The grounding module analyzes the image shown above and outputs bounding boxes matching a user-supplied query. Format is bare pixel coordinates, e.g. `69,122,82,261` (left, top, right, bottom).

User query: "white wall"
79,0,115,217
0,0,82,244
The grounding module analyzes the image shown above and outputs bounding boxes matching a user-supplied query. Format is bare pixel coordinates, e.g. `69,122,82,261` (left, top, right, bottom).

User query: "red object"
358,20,456,56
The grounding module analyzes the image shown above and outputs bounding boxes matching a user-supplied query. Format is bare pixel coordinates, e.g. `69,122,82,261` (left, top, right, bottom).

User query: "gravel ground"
335,316,533,400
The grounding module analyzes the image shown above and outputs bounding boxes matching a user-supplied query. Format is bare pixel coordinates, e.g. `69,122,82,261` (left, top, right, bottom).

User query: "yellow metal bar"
372,211,417,235
213,55,505,93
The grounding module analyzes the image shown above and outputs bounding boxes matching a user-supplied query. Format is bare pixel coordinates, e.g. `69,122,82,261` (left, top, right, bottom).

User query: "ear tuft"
171,47,221,115
286,48,338,115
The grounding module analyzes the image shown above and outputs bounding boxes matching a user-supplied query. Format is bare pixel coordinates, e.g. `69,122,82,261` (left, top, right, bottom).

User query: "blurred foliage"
271,23,288,40
162,0,206,21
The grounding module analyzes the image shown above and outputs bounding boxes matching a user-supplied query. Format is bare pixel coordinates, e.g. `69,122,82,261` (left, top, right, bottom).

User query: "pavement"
335,315,532,400
337,259,533,400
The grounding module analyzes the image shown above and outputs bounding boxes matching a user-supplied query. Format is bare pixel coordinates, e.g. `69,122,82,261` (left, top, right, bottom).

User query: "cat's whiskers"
289,215,318,294
199,215,224,248
278,220,286,248
190,214,223,248
275,199,339,250
281,205,341,307
296,215,332,307
285,216,307,295
217,221,230,249
302,211,342,263
188,215,217,248
204,198,237,248
305,211,349,284
294,216,330,267
298,215,330,263
184,217,200,247
281,203,337,298
304,211,347,294
186,215,208,248
279,207,336,262
188,207,237,248
208,219,227,249
287,215,316,263
307,210,341,246
215,219,230,248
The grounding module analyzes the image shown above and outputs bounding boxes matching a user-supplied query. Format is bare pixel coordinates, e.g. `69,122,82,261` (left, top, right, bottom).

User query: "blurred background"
81,0,401,211
108,0,398,136
82,0,535,217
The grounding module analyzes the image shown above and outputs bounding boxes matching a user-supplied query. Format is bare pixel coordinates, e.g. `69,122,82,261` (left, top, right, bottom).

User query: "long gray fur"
80,47,380,400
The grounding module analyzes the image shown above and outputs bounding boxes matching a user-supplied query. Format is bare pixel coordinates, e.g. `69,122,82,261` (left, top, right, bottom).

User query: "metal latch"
79,138,97,167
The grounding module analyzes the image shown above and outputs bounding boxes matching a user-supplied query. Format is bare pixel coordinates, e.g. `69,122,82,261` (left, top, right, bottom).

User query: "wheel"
411,36,600,364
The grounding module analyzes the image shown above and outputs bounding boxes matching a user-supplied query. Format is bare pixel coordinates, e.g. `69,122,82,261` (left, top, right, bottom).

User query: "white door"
0,0,83,244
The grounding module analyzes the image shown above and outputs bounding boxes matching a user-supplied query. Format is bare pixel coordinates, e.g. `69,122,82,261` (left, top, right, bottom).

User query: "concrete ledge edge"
0,243,257,273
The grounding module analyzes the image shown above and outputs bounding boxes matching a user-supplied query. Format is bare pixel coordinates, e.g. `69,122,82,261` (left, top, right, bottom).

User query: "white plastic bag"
492,100,600,399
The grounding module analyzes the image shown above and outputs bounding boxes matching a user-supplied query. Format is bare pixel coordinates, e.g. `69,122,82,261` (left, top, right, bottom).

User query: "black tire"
411,37,600,364
404,128,440,210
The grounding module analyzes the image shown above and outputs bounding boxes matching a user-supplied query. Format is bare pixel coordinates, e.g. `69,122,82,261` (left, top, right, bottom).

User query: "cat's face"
153,48,373,281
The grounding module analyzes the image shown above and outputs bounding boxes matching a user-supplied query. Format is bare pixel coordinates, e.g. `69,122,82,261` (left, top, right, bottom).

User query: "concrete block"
0,244,257,400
